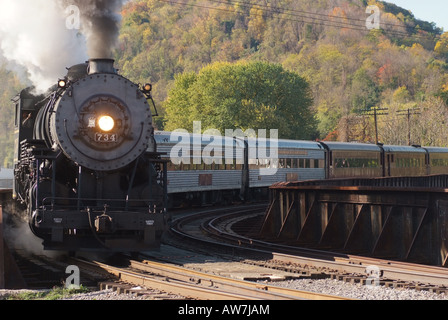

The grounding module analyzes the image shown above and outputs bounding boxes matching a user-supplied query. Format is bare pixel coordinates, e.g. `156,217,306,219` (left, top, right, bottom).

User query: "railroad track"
2,201,349,300
168,203,448,294
67,253,350,300
6,203,448,300
2,249,108,296
11,251,68,289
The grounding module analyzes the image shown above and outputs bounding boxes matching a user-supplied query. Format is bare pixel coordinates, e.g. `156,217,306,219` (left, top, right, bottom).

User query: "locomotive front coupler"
89,205,116,234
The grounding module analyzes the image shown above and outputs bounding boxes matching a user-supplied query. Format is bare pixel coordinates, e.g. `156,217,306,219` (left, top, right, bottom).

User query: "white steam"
0,0,88,93
0,0,126,94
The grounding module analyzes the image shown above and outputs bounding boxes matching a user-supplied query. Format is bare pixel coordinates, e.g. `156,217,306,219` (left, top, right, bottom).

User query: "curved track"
169,204,448,293
5,198,448,298
67,205,353,300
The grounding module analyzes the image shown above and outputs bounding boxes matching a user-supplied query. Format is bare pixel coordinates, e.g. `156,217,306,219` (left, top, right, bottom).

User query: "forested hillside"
115,0,448,145
1,0,448,167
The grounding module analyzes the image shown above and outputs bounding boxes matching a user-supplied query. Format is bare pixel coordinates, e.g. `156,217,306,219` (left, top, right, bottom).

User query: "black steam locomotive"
12,59,169,252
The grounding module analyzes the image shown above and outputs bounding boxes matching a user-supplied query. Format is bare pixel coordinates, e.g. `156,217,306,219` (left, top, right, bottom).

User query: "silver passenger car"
382,145,427,177
154,131,246,198
320,142,383,178
247,138,326,187
421,147,448,175
154,132,326,205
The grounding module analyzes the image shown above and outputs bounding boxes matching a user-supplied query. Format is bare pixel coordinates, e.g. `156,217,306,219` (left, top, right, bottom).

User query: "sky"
386,0,448,32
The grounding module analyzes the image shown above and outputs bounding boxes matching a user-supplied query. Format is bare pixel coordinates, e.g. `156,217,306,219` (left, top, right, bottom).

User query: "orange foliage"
322,130,339,141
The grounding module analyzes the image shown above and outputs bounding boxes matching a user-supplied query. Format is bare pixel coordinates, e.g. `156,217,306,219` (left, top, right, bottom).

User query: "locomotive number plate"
95,133,118,143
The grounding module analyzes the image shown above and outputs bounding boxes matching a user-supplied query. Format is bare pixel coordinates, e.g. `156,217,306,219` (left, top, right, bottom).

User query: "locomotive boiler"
12,59,169,252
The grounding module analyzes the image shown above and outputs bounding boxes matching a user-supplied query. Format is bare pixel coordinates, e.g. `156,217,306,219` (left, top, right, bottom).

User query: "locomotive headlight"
98,116,115,132
58,79,67,89
144,83,152,92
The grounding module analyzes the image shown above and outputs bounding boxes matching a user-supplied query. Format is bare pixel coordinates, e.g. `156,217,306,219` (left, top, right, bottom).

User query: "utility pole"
360,107,389,144
396,107,420,146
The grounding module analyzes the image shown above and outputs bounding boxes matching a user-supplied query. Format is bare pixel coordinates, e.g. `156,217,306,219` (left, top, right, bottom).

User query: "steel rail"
203,210,448,288
71,257,344,300
168,205,448,291
71,258,259,300
132,259,350,300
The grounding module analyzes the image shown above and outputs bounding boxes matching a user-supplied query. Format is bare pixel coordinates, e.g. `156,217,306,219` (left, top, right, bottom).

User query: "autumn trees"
115,0,448,146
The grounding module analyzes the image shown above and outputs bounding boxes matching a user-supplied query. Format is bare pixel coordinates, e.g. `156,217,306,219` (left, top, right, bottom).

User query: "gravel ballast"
0,288,149,300
3,278,448,300
265,278,448,300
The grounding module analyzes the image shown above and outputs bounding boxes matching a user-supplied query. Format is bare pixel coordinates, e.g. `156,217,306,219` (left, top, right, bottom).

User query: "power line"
208,0,423,32
360,107,389,144
157,0,441,40
396,107,421,146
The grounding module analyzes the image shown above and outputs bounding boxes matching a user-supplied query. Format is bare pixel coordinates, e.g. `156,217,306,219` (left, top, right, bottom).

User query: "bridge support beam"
260,176,448,267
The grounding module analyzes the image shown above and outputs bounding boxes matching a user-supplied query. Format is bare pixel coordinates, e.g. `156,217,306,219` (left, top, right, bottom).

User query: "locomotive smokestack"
87,58,117,75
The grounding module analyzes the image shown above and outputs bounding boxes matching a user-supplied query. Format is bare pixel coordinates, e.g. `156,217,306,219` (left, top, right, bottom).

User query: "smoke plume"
61,0,126,59
0,0,126,93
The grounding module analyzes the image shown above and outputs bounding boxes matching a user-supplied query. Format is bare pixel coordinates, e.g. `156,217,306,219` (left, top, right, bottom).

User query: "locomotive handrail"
40,196,166,212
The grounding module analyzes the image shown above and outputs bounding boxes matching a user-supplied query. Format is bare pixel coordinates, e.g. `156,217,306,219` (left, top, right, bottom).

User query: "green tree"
350,68,379,111
163,61,317,140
